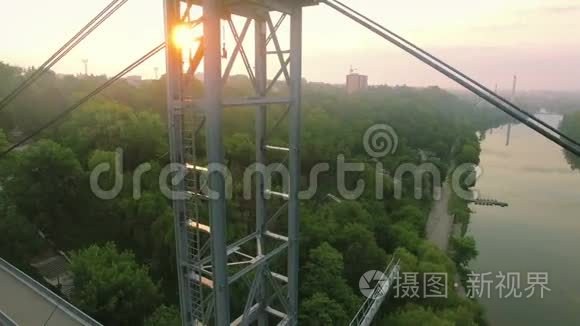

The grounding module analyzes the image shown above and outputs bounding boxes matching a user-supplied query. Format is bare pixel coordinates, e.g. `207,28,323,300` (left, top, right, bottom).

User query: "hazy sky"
2,0,580,90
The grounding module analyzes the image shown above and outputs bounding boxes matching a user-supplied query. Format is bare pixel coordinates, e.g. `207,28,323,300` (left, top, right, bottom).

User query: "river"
468,114,580,325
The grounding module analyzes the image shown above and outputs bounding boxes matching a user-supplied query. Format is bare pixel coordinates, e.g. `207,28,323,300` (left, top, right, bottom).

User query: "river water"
468,114,580,325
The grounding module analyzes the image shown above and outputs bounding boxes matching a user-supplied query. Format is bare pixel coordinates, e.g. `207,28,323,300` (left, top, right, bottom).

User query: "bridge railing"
349,257,401,326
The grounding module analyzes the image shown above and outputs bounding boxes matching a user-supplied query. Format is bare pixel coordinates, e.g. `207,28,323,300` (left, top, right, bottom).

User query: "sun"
172,24,201,50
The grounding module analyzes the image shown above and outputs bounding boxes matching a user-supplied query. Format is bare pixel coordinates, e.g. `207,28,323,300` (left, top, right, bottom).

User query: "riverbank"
425,180,468,297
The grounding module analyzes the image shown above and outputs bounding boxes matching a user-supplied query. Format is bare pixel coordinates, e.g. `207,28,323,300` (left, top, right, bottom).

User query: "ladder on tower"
182,103,213,324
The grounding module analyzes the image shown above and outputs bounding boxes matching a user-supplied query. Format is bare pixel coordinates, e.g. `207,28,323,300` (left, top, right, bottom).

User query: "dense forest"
560,111,580,170
0,61,504,325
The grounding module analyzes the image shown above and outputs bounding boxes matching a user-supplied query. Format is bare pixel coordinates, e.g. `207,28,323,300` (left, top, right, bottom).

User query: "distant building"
346,70,368,94
125,75,143,87
56,73,75,80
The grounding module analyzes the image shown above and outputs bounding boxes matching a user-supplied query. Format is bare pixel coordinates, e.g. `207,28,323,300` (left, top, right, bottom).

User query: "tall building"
346,69,368,94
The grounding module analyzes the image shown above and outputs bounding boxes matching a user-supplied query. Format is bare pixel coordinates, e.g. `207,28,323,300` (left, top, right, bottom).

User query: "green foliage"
383,304,454,326
0,61,490,323
449,193,472,234
225,132,254,165
0,129,10,177
0,128,8,152
451,236,478,269
122,111,167,169
3,140,84,242
387,222,422,254
336,223,388,286
299,293,349,326
456,144,480,165
0,67,66,132
560,111,580,170
0,201,43,265
301,242,358,313
383,300,486,326
70,242,161,325
145,305,181,326
88,149,119,191
119,191,171,257
392,205,426,234
301,205,340,251
55,100,167,167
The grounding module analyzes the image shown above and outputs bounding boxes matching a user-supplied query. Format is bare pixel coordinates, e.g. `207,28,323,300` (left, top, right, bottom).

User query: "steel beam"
266,15,291,86
167,2,307,325
287,5,302,325
222,18,253,85
185,97,291,108
163,1,194,324
229,242,289,284
255,14,269,326
202,0,230,324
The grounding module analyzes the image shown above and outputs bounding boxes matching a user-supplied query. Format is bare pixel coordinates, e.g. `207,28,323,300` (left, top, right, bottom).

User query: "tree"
0,62,493,323
329,201,373,230
4,140,84,245
70,242,161,325
301,242,358,312
299,293,349,326
335,223,388,287
301,205,339,252
456,144,480,165
0,129,10,178
145,305,181,326
392,205,426,234
121,111,167,169
560,111,580,170
120,191,170,258
55,100,167,167
225,132,254,165
383,304,454,326
88,149,120,191
0,128,8,152
387,221,422,254
0,202,42,265
451,236,478,268
150,208,178,293
54,100,133,160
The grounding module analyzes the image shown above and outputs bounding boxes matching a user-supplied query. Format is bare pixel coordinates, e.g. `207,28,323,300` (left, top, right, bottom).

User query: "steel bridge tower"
164,1,317,325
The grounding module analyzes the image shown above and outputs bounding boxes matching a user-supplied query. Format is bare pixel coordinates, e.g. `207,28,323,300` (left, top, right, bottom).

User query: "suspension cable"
0,0,129,113
0,42,166,160
323,0,580,156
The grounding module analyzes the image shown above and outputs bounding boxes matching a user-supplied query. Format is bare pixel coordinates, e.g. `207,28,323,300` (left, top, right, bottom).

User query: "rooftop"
0,258,101,326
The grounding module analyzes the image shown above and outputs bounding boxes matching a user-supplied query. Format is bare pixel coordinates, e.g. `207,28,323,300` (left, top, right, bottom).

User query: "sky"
2,0,580,91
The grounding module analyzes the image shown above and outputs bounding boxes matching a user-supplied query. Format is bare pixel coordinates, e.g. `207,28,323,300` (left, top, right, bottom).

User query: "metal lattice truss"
349,258,400,326
164,1,304,325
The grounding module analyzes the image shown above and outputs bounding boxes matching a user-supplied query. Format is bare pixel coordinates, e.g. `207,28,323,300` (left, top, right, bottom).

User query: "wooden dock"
470,198,508,207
